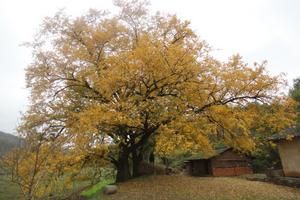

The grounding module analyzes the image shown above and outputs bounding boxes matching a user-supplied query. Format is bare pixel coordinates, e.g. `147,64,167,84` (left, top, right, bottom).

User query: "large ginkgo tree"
17,0,296,185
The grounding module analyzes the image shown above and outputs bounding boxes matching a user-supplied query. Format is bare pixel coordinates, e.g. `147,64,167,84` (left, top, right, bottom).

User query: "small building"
184,148,253,177
270,128,300,178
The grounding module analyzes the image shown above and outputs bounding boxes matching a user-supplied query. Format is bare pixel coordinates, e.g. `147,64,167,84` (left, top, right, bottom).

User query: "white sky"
1,0,300,133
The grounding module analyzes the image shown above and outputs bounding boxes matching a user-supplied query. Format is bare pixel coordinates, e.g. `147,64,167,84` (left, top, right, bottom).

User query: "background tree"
289,77,300,123
248,98,297,171
290,78,300,101
19,0,295,183
1,129,108,200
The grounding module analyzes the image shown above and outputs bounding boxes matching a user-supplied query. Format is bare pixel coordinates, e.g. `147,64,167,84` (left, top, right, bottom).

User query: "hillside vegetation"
0,131,21,156
0,168,21,200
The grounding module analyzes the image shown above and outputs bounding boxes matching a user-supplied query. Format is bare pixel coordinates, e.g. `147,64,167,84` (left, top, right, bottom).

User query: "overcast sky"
1,0,300,134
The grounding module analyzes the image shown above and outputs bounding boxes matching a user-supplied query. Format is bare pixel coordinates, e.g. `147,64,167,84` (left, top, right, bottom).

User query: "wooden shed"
270,128,300,178
184,148,253,177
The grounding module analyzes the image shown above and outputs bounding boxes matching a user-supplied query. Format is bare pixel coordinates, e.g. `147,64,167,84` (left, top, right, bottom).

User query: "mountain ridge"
0,131,22,156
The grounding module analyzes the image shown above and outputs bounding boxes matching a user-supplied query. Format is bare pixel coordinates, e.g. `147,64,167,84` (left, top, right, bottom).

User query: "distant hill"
0,131,22,157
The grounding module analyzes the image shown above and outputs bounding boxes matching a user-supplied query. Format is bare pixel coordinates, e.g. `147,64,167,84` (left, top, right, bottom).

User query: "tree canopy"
290,78,300,102
289,78,300,123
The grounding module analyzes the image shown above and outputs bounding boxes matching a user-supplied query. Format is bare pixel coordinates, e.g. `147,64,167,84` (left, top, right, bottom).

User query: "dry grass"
102,175,300,200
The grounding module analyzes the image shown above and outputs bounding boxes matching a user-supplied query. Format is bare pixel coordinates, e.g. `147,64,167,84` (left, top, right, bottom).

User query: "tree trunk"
132,148,143,177
162,157,171,175
149,151,154,164
116,151,131,182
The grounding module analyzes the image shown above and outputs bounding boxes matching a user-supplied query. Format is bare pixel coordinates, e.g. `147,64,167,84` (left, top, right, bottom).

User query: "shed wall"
187,160,210,176
212,167,252,176
211,150,252,176
277,138,300,177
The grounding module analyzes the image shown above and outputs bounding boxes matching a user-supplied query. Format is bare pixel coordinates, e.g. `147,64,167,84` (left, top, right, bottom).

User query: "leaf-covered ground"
102,175,300,200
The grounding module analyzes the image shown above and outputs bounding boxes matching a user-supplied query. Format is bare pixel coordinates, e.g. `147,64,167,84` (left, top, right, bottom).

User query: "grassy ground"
0,167,113,200
81,178,115,199
102,175,300,200
0,169,21,200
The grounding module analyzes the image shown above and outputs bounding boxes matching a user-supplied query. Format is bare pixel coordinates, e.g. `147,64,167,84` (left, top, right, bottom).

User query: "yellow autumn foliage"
6,0,298,197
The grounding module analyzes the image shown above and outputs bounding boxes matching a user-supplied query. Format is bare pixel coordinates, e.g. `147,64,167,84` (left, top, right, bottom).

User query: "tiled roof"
269,126,300,142
185,147,232,161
